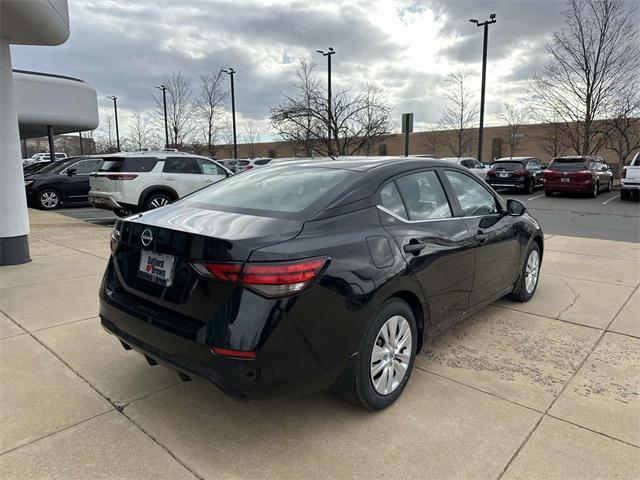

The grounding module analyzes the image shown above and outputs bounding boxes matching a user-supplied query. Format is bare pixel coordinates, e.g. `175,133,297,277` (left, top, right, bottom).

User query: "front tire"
345,298,417,411
606,179,613,192
508,242,541,302
36,189,61,210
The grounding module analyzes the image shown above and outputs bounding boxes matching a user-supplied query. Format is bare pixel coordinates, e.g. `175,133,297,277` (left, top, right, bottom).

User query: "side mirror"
506,199,526,216
66,168,77,176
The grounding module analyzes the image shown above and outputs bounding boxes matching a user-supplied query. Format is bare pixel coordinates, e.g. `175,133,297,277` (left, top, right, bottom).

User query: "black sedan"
25,156,103,209
101,158,543,410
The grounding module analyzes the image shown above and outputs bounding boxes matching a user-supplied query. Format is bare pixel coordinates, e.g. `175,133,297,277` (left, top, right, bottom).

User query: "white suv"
234,157,274,173
88,151,231,215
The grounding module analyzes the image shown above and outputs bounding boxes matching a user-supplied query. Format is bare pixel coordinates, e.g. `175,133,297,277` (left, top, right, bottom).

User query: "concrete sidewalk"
1,209,638,479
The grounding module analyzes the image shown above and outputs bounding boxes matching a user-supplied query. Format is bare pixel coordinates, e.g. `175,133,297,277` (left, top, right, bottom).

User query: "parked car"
485,157,545,194
439,157,487,179
24,156,103,209
621,152,640,201
218,159,238,173
544,156,613,197
88,151,231,215
101,157,543,410
235,157,274,173
22,152,67,166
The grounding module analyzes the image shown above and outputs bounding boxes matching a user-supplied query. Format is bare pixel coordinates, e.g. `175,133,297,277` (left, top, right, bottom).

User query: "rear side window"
163,157,200,174
395,171,452,221
184,166,351,215
254,159,272,166
236,160,250,167
99,157,159,172
380,182,407,219
445,171,498,217
548,158,587,171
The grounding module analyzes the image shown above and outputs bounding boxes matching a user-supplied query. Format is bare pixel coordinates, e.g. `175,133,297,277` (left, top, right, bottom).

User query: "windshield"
183,166,352,216
548,158,588,171
492,161,524,170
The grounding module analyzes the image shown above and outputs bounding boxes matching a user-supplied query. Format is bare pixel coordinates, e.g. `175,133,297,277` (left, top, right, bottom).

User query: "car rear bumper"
544,180,593,192
621,182,640,191
487,177,527,188
89,191,122,210
99,260,355,400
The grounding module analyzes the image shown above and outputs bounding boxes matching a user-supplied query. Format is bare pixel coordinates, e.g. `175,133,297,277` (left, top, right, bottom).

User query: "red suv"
544,156,613,197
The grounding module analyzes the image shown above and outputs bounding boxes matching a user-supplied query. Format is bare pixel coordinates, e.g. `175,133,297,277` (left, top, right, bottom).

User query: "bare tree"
439,70,478,157
534,116,570,160
530,0,640,156
605,83,640,176
216,119,236,158
243,121,260,158
500,102,530,157
270,58,393,157
197,72,227,157
421,128,441,157
95,114,118,154
154,71,196,149
128,110,153,151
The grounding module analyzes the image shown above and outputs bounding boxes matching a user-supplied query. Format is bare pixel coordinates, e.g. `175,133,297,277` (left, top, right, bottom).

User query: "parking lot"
0,208,638,479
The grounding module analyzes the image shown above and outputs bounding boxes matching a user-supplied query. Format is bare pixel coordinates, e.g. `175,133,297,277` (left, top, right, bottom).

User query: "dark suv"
486,157,544,194
24,156,103,209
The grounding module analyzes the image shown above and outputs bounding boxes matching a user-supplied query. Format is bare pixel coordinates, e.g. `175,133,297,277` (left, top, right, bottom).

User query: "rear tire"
621,189,631,201
590,181,599,198
344,298,417,411
143,192,173,211
36,189,61,210
544,190,553,197
526,179,534,194
508,242,541,303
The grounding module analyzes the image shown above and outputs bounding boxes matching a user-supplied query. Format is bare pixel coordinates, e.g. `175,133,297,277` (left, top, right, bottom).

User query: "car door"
62,159,102,201
441,169,521,306
377,169,476,327
197,158,227,187
162,157,205,197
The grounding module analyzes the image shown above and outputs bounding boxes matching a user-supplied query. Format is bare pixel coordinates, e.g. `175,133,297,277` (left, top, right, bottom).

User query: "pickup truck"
621,152,640,200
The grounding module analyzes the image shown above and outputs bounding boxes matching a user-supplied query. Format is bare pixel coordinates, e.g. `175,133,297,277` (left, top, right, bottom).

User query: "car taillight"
211,347,256,360
106,174,138,180
193,258,329,298
514,169,528,177
621,168,626,179
245,165,254,170
576,170,592,178
487,169,496,177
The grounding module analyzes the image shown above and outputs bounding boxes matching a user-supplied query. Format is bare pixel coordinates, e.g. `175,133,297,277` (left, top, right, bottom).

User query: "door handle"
474,232,488,244
403,242,426,254
165,177,175,181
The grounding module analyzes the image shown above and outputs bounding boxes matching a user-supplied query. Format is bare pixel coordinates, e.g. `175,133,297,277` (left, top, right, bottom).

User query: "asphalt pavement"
55,189,640,243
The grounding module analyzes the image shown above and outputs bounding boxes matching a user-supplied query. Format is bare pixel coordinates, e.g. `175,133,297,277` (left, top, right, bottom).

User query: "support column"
47,125,55,158
0,37,30,265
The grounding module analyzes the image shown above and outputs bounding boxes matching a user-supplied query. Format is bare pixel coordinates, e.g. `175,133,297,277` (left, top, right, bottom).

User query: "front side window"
198,159,225,175
394,171,452,221
445,170,499,217
163,157,200,174
72,159,101,174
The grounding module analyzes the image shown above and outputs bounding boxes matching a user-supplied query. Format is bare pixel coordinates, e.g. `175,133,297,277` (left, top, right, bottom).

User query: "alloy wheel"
149,196,170,209
370,315,412,395
40,191,59,209
524,249,540,294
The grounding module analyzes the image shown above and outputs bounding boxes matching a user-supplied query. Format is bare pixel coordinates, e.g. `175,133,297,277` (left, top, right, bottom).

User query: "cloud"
10,0,565,139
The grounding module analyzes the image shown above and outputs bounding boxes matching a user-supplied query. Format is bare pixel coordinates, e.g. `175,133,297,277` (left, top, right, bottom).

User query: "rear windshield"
254,159,272,166
548,158,588,171
184,166,352,216
492,161,524,170
98,157,159,172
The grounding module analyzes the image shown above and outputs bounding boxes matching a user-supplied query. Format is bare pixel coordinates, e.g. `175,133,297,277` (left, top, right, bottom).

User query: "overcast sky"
12,0,568,141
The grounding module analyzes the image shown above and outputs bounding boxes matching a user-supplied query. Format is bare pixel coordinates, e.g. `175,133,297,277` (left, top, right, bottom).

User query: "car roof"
269,156,455,172
552,155,601,161
494,157,535,162
99,150,215,160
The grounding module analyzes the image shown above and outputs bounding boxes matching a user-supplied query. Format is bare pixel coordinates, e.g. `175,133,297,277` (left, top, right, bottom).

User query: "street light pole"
469,14,496,163
221,68,237,159
106,96,120,151
155,85,169,148
316,47,335,148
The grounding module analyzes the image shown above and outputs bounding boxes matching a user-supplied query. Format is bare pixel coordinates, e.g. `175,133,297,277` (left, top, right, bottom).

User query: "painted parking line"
527,193,545,201
602,194,619,205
